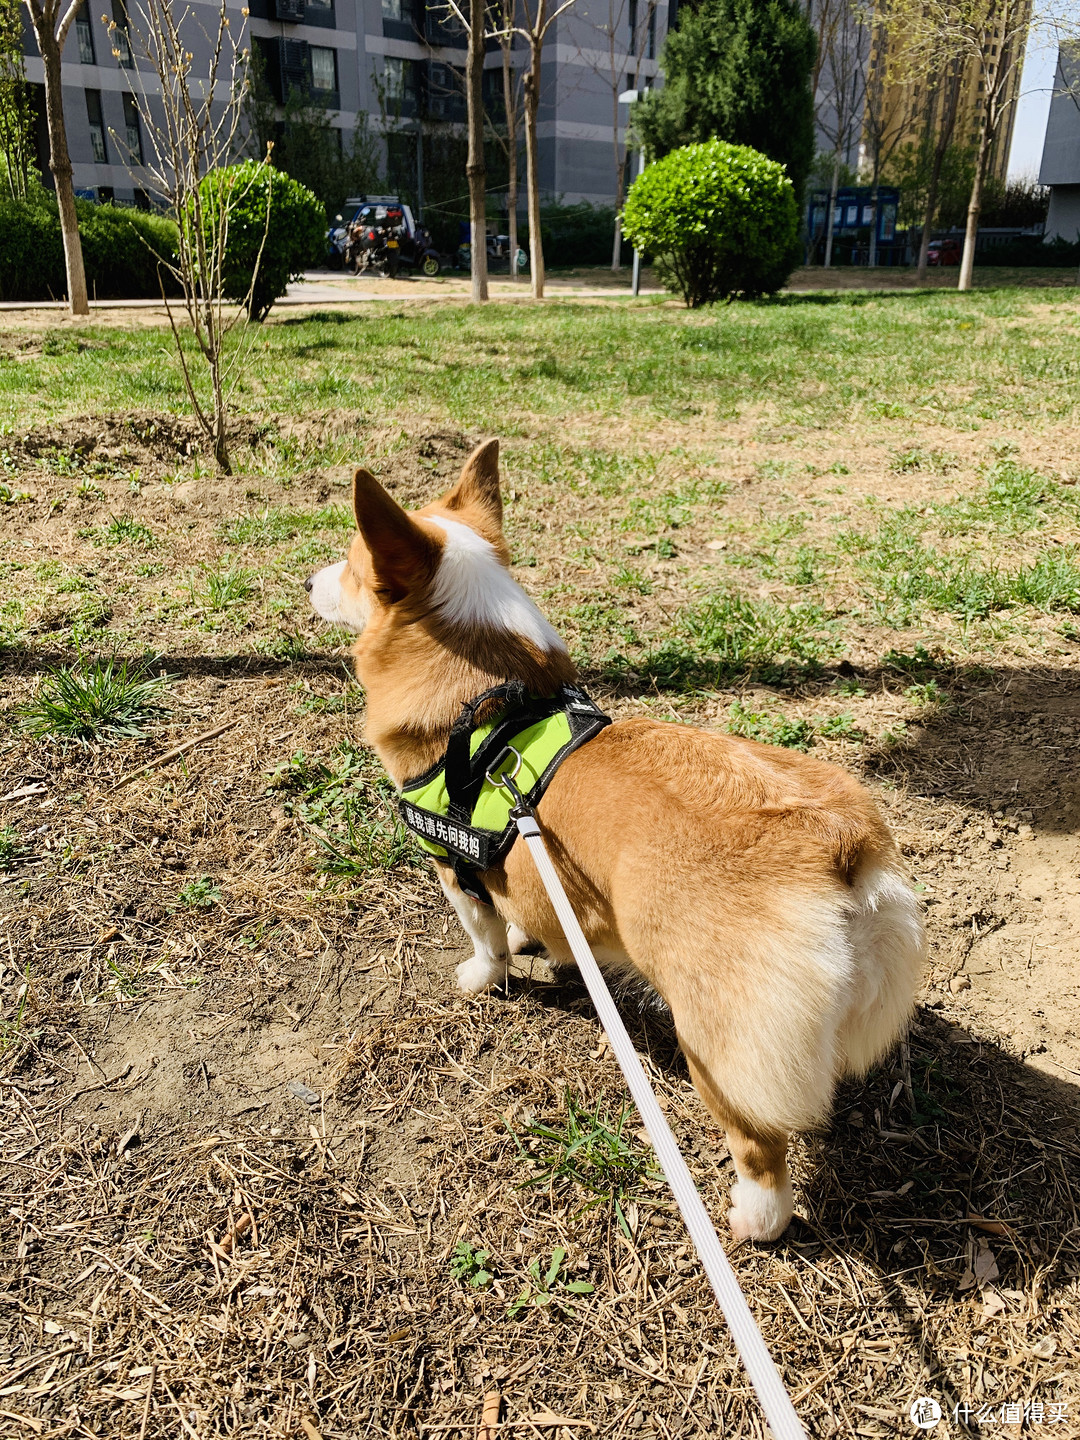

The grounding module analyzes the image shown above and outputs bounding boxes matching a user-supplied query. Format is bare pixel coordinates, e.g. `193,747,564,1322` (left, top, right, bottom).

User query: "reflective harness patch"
397,681,611,903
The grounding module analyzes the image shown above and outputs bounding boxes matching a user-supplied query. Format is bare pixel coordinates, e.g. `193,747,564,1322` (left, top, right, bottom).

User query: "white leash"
495,776,807,1440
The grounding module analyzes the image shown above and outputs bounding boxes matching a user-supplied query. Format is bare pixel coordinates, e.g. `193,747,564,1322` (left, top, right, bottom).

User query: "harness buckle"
485,745,534,819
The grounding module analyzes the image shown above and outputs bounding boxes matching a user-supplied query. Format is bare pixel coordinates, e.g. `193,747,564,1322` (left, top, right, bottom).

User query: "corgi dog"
306,440,925,1242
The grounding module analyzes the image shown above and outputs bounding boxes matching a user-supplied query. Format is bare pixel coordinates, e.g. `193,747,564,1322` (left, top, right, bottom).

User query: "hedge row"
0,190,179,302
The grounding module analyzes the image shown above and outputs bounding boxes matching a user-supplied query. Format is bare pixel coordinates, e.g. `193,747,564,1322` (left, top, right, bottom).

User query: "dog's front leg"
436,868,509,995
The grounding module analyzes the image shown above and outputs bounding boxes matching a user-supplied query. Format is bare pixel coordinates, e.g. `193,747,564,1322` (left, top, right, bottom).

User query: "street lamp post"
618,86,647,297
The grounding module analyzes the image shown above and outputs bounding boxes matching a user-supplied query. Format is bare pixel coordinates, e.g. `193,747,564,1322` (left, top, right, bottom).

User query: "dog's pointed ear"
352,467,440,602
440,439,502,529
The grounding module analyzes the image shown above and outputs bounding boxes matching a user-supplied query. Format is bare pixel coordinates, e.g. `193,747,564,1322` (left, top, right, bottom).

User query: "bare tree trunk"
958,121,992,292
31,18,88,315
610,82,623,270
466,0,489,303
823,157,839,267
501,35,520,280
524,33,544,299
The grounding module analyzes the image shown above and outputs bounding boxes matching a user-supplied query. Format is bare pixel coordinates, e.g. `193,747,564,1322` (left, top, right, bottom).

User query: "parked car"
926,237,962,266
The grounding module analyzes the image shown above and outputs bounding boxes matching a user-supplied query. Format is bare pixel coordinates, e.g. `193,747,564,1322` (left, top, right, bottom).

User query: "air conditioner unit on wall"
275,0,306,21
278,37,310,98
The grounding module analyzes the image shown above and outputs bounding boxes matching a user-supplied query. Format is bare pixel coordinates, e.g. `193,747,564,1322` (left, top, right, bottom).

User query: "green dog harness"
398,681,611,904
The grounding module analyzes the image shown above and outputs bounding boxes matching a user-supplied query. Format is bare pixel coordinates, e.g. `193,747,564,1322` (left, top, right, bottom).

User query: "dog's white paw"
728,1176,794,1243
455,952,506,995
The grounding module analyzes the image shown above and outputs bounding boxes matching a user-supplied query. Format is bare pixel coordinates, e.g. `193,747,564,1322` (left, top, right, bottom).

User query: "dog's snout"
303,574,314,593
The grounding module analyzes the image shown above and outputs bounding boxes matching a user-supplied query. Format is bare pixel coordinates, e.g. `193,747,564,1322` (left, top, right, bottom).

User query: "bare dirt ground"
1,342,1079,1440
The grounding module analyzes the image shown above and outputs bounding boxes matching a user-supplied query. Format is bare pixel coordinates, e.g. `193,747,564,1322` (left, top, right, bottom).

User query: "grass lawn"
1,288,1079,1438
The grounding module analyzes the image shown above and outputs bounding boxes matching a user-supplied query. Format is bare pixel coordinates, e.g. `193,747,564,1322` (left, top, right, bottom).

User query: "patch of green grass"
186,562,255,612
7,290,1080,441
449,1241,495,1290
935,460,1075,535
842,510,1080,622
726,702,815,750
881,643,945,673
95,513,154,547
267,744,413,875
725,702,861,751
290,680,362,715
506,1248,594,1322
512,1092,657,1238
14,655,170,744
787,544,824,586
220,505,352,547
624,590,838,688
890,447,958,474
904,680,949,707
0,825,24,869
177,876,223,909
612,565,653,594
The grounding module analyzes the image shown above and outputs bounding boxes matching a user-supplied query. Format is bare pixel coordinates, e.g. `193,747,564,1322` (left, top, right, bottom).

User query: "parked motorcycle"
456,231,529,274
326,217,351,270
331,196,442,278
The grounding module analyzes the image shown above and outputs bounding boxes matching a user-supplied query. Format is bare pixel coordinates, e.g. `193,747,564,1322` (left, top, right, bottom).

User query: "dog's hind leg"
437,867,510,995
682,1053,794,1242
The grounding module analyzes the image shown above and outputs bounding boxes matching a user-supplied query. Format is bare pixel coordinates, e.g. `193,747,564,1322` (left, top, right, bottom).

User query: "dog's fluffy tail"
837,860,925,1077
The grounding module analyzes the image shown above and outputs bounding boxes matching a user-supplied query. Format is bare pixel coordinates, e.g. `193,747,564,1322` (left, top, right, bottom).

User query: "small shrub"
198,161,325,321
621,139,799,307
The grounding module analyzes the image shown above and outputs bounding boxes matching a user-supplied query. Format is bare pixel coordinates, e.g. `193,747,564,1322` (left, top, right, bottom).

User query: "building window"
384,56,415,107
628,0,637,49
382,0,403,18
112,0,134,68
86,89,107,162
310,44,336,93
305,0,335,26
76,14,95,64
647,4,656,59
122,92,143,163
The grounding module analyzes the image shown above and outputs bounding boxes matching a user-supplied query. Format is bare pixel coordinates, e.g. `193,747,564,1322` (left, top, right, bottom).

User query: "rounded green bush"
621,139,799,307
198,161,325,321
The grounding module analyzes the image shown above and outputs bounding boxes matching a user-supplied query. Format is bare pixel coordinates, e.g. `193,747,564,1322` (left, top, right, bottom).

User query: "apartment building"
20,0,668,210
859,0,1030,186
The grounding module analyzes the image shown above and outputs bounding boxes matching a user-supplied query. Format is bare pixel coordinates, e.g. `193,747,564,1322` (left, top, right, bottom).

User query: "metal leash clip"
485,745,533,820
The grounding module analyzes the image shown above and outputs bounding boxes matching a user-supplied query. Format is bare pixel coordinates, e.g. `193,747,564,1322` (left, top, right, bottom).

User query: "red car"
927,237,962,266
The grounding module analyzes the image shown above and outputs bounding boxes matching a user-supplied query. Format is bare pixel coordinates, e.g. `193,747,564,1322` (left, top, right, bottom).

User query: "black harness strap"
399,681,612,907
